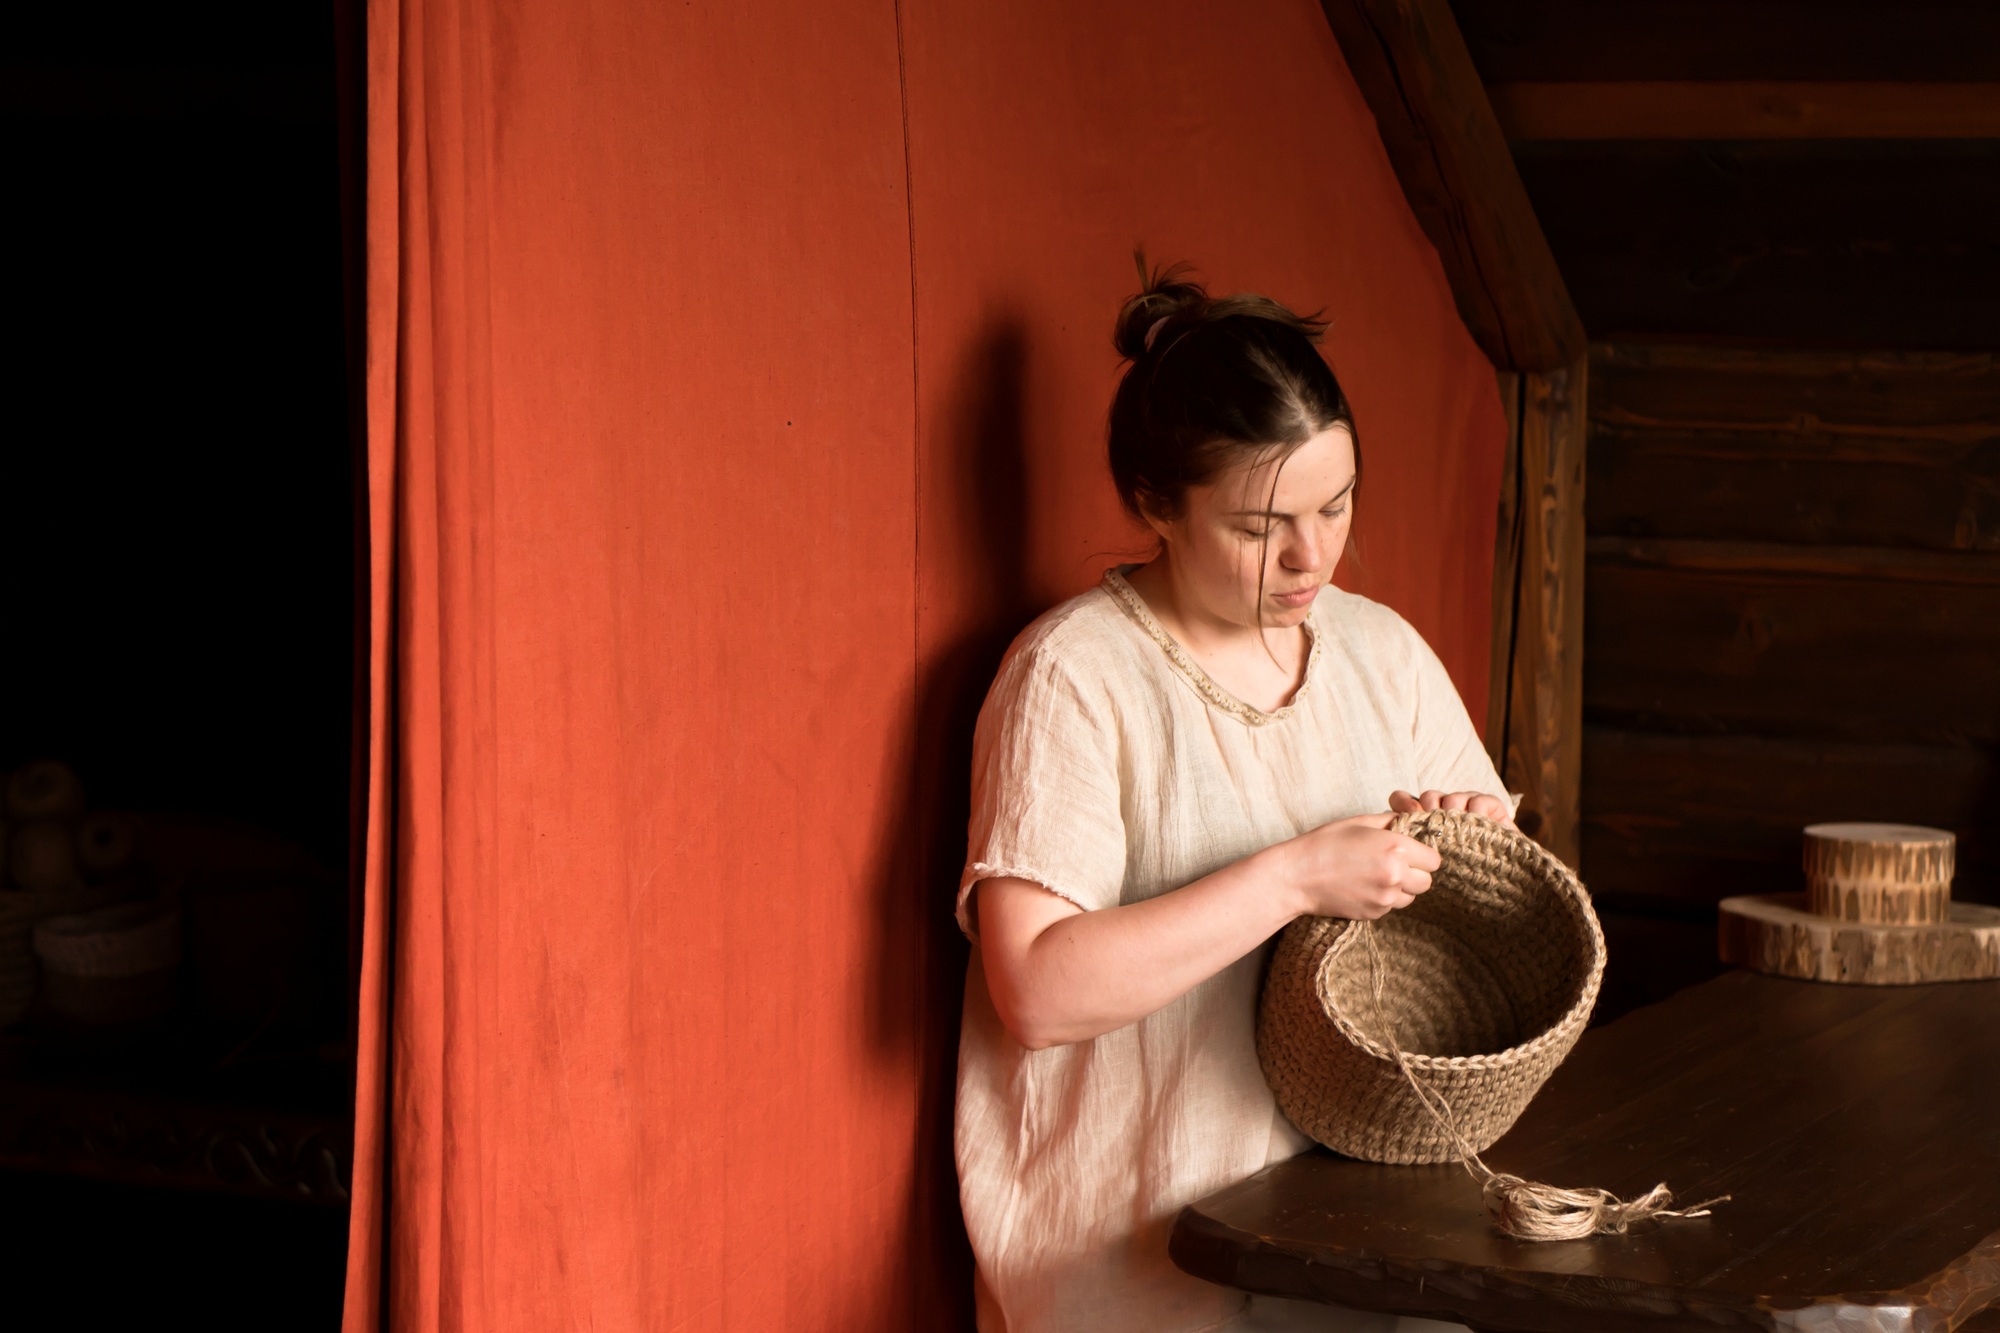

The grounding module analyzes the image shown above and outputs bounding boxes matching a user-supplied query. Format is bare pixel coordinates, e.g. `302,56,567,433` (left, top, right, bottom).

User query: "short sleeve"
956,638,1127,938
1407,625,1514,811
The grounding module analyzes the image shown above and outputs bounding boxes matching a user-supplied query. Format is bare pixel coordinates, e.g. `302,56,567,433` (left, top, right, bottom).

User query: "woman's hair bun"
1113,253,1328,361
1113,257,1209,360
1105,253,1353,523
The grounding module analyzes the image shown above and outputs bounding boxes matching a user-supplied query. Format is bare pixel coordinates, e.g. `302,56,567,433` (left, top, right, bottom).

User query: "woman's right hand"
1269,812,1442,921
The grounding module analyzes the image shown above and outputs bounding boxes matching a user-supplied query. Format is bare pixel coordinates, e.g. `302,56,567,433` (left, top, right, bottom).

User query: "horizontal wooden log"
1586,343,2000,550
1590,537,2000,587
1589,433,2000,553
1452,0,2000,83
1316,0,1582,370
1579,729,1997,912
1590,344,2000,436
1515,141,2000,349
1490,82,2000,141
1583,555,2000,742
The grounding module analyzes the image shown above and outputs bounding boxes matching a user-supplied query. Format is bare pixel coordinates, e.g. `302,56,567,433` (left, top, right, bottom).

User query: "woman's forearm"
978,846,1303,1049
978,810,1446,1049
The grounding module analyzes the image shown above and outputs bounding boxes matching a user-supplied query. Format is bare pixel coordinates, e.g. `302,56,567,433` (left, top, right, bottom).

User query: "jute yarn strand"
1360,925,1728,1242
1256,809,1728,1242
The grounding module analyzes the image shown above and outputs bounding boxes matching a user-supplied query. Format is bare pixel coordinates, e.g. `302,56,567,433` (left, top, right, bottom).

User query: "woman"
954,266,1510,1333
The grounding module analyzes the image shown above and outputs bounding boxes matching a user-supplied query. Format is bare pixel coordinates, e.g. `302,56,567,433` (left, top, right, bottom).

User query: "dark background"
2,5,353,1328
2,5,354,872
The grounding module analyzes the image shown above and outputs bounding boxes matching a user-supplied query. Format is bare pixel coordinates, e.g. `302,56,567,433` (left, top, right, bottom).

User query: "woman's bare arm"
976,812,1442,1050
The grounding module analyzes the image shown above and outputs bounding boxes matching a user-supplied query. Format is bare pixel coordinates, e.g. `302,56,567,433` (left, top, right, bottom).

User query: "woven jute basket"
1258,809,1605,1166
33,903,182,1027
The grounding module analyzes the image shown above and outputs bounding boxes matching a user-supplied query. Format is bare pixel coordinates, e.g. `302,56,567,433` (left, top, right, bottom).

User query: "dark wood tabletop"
1172,970,2000,1333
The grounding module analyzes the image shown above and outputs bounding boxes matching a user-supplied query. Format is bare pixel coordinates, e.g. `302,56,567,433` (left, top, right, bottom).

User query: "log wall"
1581,344,2000,1014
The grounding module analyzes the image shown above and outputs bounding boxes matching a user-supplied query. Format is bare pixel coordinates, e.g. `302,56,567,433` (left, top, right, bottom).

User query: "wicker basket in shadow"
1258,809,1605,1165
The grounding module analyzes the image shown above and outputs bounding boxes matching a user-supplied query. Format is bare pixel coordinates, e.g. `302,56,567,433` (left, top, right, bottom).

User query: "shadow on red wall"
868,317,1043,1326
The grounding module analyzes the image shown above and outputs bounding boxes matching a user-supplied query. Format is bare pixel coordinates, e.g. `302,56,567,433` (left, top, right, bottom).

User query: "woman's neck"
1123,556,1309,711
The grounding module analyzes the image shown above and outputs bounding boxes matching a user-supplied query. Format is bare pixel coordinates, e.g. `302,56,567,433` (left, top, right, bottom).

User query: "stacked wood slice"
1719,823,2000,984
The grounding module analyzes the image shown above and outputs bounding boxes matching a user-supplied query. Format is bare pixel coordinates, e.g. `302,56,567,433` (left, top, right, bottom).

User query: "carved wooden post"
1497,360,1587,866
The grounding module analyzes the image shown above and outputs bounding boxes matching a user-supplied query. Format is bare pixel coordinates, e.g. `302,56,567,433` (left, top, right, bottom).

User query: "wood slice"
1804,821,1955,923
1719,892,2000,984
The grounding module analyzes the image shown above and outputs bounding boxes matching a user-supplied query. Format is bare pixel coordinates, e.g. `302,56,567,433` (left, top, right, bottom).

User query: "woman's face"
1148,424,1356,631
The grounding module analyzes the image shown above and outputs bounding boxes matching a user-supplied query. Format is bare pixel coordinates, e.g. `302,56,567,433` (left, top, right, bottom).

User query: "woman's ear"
1134,493,1178,545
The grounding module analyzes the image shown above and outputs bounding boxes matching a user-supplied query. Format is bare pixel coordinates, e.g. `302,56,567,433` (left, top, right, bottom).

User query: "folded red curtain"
343,0,1506,1328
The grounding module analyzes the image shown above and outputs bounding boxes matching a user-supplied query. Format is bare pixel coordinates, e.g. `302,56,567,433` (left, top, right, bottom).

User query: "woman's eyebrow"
1226,478,1357,517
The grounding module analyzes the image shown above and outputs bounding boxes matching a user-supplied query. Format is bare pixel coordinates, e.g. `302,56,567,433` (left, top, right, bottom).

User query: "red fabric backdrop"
345,0,1505,1328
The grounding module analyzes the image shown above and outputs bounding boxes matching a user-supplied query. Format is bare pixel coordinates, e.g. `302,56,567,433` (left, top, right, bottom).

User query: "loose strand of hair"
1256,446,1296,675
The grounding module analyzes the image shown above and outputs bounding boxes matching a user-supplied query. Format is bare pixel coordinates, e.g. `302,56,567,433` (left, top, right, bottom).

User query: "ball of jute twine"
1358,924,1729,1241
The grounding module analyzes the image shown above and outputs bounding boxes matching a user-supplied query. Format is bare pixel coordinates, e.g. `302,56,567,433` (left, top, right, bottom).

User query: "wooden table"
0,1033,352,1206
1172,970,2000,1332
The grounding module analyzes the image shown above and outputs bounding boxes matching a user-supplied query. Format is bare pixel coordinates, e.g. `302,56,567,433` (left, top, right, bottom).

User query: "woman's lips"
1271,584,1319,607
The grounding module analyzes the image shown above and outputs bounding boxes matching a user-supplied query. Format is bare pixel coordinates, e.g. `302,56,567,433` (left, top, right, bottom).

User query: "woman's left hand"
1389,788,1515,829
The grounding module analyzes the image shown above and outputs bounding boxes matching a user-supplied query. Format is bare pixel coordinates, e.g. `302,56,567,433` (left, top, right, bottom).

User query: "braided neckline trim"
1101,565,1322,726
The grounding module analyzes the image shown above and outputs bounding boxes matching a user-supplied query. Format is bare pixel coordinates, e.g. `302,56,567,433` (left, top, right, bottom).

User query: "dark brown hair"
1107,258,1357,523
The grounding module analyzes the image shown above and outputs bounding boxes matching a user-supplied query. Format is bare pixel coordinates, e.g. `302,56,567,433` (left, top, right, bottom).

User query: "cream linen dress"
955,567,1502,1333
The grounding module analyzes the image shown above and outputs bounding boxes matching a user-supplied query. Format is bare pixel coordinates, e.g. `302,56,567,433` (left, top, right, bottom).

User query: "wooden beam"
1317,0,1584,372
1515,139,2000,350
1320,2,1584,860
1492,357,1587,868
1317,0,1588,861
1491,81,2000,141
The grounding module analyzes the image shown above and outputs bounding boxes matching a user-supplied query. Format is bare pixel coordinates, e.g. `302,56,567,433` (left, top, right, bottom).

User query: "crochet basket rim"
1317,810,1606,1071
